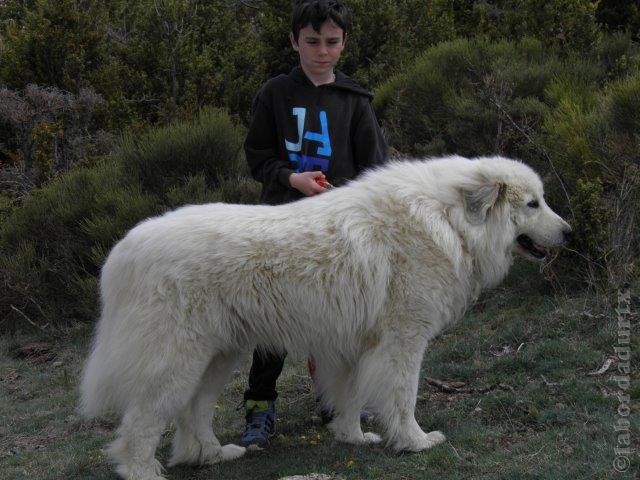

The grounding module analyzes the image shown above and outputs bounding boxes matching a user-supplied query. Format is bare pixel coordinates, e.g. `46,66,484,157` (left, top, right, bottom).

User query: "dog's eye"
527,200,539,208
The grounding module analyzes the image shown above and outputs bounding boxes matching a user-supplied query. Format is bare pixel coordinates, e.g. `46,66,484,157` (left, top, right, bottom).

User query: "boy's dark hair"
291,0,352,42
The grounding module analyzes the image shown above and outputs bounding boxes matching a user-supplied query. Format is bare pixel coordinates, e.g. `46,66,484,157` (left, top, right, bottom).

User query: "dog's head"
461,157,572,261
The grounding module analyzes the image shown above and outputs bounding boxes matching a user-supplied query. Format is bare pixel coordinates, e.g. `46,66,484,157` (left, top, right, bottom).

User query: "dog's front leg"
358,328,445,452
315,358,382,445
385,340,445,452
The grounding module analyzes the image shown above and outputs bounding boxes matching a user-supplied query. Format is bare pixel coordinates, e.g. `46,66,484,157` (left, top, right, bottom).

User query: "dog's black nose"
563,228,572,244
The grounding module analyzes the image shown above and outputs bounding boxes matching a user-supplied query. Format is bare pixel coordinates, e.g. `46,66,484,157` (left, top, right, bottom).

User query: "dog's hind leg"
107,406,168,480
168,352,246,467
107,344,238,479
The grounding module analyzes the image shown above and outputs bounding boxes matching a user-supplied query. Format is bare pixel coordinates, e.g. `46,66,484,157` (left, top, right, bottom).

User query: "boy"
241,0,388,448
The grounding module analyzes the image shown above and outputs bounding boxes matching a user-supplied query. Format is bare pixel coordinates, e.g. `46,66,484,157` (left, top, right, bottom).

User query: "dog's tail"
79,330,114,418
78,303,130,419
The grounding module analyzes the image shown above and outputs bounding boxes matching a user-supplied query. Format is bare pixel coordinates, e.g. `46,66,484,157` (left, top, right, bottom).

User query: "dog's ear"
462,181,506,225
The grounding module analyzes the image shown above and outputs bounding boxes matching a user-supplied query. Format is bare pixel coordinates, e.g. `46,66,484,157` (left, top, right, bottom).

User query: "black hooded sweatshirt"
245,66,388,205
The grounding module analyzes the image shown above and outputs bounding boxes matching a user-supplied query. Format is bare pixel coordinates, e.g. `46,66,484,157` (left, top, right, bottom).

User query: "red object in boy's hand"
315,177,333,189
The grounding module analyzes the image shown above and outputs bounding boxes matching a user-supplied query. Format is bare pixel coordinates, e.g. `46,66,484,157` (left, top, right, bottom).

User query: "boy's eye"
305,39,340,46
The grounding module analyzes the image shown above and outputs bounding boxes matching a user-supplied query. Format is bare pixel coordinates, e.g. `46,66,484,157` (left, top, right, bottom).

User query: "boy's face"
290,20,346,82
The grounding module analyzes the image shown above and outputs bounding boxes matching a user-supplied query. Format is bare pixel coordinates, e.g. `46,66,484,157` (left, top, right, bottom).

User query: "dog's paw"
331,429,382,445
116,456,166,479
220,444,246,461
394,430,446,452
424,430,446,447
169,442,245,466
363,432,383,444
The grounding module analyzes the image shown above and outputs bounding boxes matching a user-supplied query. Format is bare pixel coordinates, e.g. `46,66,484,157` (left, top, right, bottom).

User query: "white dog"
80,156,571,480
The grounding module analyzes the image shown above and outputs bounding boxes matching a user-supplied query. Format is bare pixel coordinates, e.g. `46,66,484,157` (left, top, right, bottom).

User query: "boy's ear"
342,32,347,45
290,32,299,51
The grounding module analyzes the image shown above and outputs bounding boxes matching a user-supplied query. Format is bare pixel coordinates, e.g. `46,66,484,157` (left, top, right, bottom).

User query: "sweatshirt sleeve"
244,88,295,189
352,97,388,174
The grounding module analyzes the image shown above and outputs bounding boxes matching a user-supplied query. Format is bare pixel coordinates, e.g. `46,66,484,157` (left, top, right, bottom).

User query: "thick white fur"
80,156,570,479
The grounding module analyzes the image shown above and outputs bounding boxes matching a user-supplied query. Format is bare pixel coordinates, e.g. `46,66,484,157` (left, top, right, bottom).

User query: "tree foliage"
0,108,255,333
375,36,639,287
0,84,108,195
0,0,106,91
0,0,638,333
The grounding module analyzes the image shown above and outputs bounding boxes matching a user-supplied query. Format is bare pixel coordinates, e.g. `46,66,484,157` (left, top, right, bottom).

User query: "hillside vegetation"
0,2,638,478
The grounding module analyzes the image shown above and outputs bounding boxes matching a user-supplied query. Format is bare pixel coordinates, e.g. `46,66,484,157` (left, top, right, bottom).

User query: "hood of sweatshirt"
288,66,374,100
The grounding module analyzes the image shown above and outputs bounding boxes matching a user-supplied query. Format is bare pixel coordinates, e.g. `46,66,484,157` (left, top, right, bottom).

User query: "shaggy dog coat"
80,156,571,480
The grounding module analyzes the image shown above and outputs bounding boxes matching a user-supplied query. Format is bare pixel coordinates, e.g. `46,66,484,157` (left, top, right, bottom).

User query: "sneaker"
360,409,374,424
239,400,276,448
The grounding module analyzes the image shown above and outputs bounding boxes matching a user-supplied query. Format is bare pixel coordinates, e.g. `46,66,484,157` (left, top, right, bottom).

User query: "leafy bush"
0,160,158,333
0,0,106,92
596,0,640,36
119,107,246,201
375,38,567,159
375,36,639,289
0,84,109,196
453,0,600,51
544,69,640,285
0,108,255,334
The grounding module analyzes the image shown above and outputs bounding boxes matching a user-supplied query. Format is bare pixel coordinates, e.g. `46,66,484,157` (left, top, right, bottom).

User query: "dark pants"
243,349,286,401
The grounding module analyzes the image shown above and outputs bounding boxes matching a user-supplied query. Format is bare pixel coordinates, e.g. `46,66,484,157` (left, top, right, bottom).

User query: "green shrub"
542,77,601,187
0,84,109,195
591,74,640,285
164,172,260,209
454,0,600,51
570,178,609,262
607,74,640,135
0,160,159,332
376,36,639,289
0,107,254,334
596,32,640,81
375,38,566,158
596,0,640,35
119,107,246,201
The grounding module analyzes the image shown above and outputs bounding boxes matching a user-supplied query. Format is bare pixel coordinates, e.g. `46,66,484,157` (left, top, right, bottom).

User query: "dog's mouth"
516,234,548,259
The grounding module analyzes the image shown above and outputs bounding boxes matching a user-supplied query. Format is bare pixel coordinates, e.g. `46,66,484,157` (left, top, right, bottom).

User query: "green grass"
1,264,638,479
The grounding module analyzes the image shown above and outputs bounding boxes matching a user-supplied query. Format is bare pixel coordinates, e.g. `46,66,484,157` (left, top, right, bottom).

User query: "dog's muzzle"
516,226,572,259
516,234,548,259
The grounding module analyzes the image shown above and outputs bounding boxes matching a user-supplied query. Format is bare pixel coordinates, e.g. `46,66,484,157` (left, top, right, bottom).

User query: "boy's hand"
289,171,329,196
